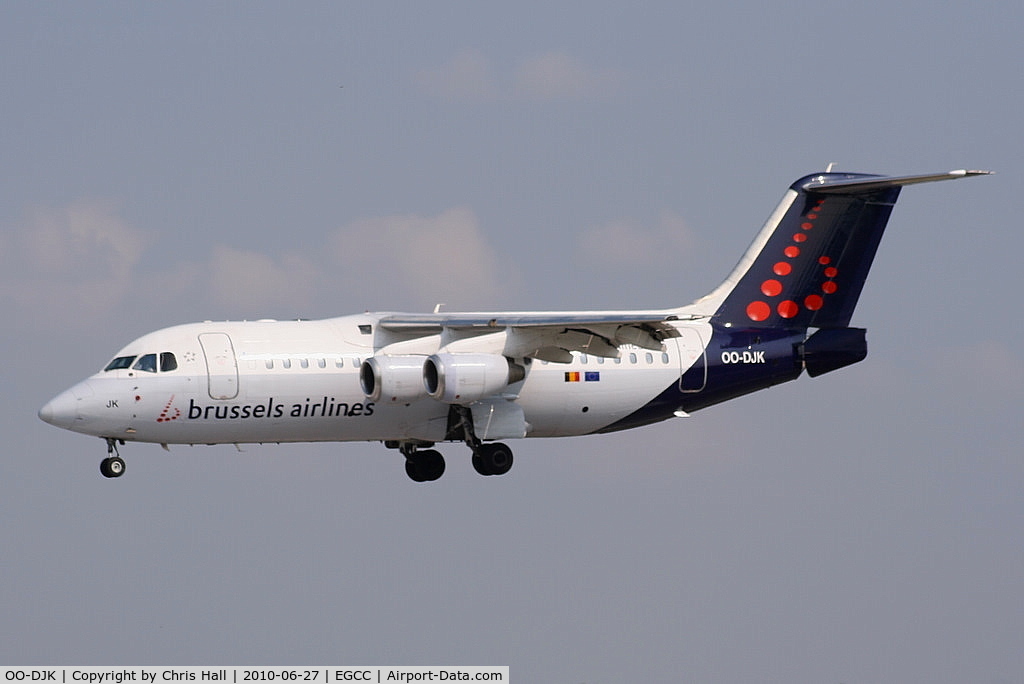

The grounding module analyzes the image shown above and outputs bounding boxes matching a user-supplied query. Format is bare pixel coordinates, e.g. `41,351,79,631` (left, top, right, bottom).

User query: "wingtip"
952,169,994,177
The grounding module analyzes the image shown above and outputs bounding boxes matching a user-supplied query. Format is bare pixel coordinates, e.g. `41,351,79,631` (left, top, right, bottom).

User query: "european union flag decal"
584,371,600,382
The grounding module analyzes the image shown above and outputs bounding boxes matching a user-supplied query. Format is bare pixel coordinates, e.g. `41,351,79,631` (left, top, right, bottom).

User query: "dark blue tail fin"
701,170,990,328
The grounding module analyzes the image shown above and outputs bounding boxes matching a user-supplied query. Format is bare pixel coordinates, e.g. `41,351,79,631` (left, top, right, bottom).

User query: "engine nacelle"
360,355,429,403
423,353,526,404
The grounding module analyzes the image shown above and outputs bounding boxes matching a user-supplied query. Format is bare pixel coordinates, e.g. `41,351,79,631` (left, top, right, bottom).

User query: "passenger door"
198,333,239,400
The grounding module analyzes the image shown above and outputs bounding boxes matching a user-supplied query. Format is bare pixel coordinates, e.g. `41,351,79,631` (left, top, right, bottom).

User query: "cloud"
415,49,499,101
206,247,321,313
417,50,625,102
329,207,515,309
1,199,515,335
513,52,625,100
0,199,147,327
578,210,696,267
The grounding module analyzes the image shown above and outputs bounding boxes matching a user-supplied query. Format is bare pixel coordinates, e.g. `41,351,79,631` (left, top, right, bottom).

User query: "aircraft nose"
38,399,55,425
38,382,95,429
39,389,78,428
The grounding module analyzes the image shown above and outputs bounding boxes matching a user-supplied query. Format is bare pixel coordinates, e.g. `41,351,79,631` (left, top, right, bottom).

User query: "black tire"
405,459,428,482
405,449,445,482
477,443,513,476
417,449,446,481
472,453,492,476
100,456,125,478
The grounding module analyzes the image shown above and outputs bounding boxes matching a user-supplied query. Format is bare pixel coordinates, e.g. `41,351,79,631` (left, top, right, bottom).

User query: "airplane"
39,168,990,481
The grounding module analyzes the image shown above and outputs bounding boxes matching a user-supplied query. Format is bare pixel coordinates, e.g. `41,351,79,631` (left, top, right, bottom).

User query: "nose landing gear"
100,438,126,478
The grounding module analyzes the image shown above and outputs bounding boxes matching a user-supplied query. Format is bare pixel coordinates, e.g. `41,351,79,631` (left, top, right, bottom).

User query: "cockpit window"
105,352,179,372
132,354,158,373
104,356,136,372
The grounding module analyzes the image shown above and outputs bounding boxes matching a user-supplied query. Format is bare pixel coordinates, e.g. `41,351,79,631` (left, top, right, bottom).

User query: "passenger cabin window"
104,356,136,371
133,354,158,373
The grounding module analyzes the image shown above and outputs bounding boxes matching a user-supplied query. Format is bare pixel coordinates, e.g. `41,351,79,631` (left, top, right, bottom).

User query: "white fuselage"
41,314,710,447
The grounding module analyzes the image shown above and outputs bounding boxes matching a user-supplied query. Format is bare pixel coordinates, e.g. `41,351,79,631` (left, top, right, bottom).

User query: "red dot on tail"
801,222,814,230
784,246,800,258
818,256,831,265
777,300,799,318
822,281,838,294
824,266,838,278
804,294,824,310
747,301,771,321
761,279,783,296
793,232,807,243
774,262,792,276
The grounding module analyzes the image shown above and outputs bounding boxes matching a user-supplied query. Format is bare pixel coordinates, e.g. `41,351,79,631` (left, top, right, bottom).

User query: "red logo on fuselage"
157,396,181,423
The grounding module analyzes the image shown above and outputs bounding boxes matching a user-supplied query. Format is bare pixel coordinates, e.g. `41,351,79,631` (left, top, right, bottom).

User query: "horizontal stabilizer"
801,169,992,194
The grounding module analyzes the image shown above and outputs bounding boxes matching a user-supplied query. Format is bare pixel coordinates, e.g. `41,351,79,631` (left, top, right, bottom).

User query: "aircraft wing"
377,312,697,361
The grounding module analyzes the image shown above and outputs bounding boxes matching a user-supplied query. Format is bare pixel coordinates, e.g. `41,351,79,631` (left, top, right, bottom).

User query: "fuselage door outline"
676,327,707,393
198,332,239,400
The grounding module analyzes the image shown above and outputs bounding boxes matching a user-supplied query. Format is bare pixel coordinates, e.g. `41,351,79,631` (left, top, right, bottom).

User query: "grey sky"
2,2,1021,682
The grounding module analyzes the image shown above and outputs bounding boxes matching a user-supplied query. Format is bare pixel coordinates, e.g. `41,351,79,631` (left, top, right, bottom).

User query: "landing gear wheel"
404,449,446,483
474,443,513,476
472,453,491,476
100,456,126,478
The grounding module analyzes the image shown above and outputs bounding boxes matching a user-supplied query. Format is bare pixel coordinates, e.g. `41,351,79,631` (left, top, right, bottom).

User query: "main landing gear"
472,442,514,477
100,438,126,478
396,441,515,482
394,406,515,482
400,442,446,483
454,405,514,478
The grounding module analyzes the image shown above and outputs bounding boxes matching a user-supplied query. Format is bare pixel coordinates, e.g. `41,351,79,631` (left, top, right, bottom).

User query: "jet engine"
360,355,429,403
423,353,526,404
